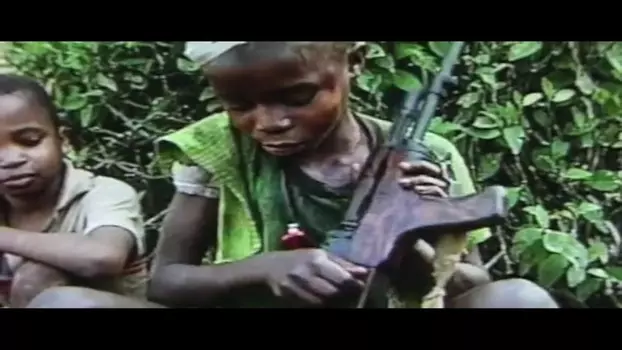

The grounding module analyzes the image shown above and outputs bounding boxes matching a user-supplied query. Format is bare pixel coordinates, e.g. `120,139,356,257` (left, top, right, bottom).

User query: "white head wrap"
184,41,248,66
184,41,367,67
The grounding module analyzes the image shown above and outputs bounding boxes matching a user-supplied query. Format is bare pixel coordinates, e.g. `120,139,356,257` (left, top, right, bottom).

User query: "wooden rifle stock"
324,42,509,307
326,146,508,268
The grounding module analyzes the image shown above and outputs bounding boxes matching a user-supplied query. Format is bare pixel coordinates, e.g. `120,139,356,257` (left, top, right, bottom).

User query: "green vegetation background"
4,41,622,308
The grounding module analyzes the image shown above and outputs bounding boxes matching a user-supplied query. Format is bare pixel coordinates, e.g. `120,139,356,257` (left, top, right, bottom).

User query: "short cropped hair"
0,74,60,128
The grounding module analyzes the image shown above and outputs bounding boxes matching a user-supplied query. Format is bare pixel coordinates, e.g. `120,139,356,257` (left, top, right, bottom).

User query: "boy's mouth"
261,141,306,155
0,173,37,190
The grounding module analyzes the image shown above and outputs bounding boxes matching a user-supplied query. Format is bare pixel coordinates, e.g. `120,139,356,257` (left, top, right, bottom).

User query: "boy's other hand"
260,249,368,306
398,160,449,198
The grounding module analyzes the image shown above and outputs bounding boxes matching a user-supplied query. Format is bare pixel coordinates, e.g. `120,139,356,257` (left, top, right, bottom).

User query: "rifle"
324,42,509,308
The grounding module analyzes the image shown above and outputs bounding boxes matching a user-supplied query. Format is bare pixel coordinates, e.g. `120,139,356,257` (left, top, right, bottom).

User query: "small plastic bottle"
281,223,314,250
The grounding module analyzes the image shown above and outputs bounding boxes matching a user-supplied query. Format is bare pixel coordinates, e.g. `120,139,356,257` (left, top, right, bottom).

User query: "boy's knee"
493,278,559,308
11,272,41,302
12,273,58,307
10,264,70,308
26,286,164,308
449,278,559,308
26,286,105,308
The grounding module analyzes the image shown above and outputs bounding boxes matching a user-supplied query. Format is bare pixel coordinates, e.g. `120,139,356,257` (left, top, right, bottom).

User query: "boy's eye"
280,85,319,107
224,100,255,112
14,131,45,147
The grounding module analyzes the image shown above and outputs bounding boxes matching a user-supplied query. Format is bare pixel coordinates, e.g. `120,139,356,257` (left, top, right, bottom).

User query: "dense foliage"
5,41,622,308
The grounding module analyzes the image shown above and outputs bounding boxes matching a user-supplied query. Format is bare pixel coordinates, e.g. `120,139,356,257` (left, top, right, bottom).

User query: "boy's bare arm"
0,226,135,279
148,193,266,307
0,178,144,280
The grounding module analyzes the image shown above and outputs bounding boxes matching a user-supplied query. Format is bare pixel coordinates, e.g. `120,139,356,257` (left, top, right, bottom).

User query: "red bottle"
281,223,315,250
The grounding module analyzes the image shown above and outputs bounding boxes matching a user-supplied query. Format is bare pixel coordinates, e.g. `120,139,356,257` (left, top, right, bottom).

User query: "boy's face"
0,93,64,198
207,51,350,157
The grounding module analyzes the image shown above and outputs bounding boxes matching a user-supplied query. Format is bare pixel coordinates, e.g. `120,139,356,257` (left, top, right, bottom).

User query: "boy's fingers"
398,175,448,190
399,160,442,177
328,255,368,277
413,185,448,198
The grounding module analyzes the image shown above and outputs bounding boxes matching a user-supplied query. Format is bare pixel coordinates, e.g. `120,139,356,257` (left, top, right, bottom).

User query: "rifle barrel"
410,41,465,142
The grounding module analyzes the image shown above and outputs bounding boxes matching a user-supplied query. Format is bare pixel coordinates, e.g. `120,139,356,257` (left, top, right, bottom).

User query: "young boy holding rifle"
29,42,558,308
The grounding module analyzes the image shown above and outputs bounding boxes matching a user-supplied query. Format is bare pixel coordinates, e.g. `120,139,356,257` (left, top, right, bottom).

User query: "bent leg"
447,278,559,308
10,261,71,308
26,286,166,308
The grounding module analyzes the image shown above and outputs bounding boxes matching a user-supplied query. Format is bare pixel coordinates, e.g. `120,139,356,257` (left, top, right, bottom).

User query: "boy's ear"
57,126,73,154
347,43,367,78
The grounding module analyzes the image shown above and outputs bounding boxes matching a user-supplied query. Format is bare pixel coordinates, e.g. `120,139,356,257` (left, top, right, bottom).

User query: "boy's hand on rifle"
260,249,368,306
398,160,449,197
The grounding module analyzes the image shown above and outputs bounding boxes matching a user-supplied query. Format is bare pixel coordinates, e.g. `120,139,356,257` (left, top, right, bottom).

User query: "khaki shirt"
0,162,148,299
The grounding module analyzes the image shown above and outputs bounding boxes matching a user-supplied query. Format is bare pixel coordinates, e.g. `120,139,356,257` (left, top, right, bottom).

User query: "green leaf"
429,42,452,57
393,70,422,91
533,154,556,172
511,227,543,259
541,230,590,268
502,126,526,155
587,240,608,264
457,92,480,108
575,277,603,302
199,87,215,101
577,201,602,215
562,168,593,180
517,240,548,275
575,71,597,95
476,152,503,181
587,268,608,279
508,42,543,61
63,93,87,111
552,89,576,103
506,187,522,209
551,140,570,159
541,78,555,98
365,43,386,59
512,91,523,106
605,43,622,74
537,253,569,288
524,205,550,228
522,92,544,106
96,73,118,92
84,89,104,97
176,58,199,73
473,116,499,129
542,231,567,254
463,127,501,140
428,118,461,135
566,264,586,288
605,267,622,282
513,227,543,245
356,71,382,93
374,56,395,72
585,170,621,191
395,43,421,60
476,67,496,86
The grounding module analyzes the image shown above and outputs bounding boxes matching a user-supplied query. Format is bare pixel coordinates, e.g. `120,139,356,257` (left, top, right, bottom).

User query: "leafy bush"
6,41,622,307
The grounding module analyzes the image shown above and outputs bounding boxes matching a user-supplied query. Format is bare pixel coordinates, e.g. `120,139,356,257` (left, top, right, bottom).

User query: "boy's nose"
0,155,28,169
254,106,292,134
